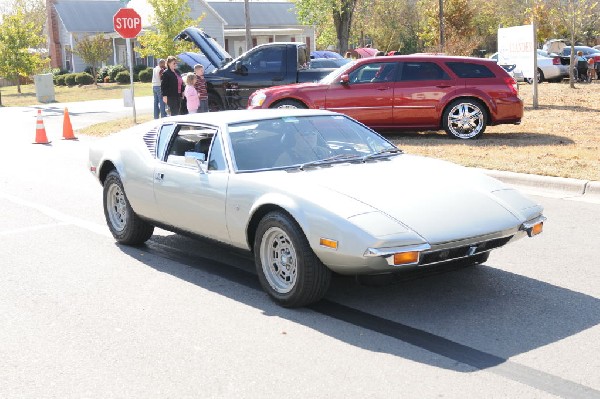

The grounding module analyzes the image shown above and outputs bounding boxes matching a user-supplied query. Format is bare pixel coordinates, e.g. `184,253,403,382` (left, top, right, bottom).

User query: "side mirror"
340,74,350,84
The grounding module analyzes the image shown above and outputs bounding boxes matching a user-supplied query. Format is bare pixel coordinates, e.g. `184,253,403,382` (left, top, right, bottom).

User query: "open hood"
175,27,232,70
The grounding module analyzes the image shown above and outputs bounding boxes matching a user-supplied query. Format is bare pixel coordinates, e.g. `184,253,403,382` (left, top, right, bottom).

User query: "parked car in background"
527,50,569,83
557,46,600,76
489,52,524,81
89,109,546,307
249,55,523,139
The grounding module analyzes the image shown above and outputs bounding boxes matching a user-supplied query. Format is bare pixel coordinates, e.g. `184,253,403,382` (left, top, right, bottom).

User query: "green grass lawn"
0,82,153,107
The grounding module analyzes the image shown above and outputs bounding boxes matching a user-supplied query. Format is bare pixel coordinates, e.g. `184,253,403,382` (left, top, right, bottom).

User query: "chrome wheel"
260,226,297,294
445,102,485,139
106,182,127,232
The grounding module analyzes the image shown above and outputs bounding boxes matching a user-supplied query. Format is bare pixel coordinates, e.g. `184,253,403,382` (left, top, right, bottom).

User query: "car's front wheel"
442,99,487,139
103,170,154,245
254,211,331,307
271,99,307,109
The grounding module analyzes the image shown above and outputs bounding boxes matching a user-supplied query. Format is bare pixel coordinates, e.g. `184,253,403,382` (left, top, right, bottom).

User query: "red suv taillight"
503,77,519,96
552,56,561,65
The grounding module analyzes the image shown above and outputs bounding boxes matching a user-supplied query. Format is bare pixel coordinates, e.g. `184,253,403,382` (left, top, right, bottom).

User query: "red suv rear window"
445,62,495,78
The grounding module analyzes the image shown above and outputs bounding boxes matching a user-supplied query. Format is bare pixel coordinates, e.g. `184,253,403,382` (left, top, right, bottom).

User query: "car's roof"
355,54,497,63
158,109,338,127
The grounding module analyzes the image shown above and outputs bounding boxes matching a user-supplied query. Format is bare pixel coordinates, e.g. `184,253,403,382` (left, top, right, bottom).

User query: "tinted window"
348,62,398,83
399,62,450,81
245,46,285,73
446,62,495,78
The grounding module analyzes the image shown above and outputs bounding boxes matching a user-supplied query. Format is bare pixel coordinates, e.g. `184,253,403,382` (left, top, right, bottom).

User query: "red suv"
248,55,523,139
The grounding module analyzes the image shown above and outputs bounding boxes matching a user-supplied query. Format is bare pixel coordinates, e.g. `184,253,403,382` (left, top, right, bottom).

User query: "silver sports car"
89,109,545,307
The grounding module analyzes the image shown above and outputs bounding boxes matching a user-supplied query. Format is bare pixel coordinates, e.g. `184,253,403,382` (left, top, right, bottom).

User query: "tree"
548,0,599,88
0,5,46,93
72,35,113,86
417,0,482,56
295,0,358,54
136,0,204,60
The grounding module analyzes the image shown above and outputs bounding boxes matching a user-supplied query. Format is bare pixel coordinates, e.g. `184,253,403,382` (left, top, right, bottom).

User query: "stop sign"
113,8,142,39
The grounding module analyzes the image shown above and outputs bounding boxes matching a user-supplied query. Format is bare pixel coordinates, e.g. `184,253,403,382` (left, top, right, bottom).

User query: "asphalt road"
1,101,599,398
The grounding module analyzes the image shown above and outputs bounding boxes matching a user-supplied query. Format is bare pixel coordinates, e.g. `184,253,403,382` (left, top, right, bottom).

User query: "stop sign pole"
113,8,142,123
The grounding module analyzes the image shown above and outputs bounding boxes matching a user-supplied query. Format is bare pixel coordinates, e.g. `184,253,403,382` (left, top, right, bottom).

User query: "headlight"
250,92,266,107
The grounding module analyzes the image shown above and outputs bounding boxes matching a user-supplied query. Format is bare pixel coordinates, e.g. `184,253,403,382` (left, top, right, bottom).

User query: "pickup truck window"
244,46,286,74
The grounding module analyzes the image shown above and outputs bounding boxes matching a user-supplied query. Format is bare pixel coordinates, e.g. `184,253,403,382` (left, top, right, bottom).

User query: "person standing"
161,56,184,116
193,64,209,112
152,59,167,119
183,74,200,114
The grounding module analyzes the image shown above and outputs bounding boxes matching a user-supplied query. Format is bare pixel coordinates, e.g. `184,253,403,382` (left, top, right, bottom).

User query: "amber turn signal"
530,222,543,236
320,238,338,249
393,251,420,265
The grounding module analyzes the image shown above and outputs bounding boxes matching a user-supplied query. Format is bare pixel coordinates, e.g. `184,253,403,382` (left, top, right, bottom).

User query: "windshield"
228,114,398,172
319,60,357,84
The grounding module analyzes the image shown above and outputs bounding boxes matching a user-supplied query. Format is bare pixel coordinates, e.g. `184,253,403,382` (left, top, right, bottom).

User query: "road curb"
475,168,600,201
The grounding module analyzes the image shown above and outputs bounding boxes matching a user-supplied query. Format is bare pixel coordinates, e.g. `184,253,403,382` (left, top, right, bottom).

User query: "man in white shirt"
152,59,167,119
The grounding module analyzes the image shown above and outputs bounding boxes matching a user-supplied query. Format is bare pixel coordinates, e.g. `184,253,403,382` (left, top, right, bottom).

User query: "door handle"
436,84,452,88
154,172,164,181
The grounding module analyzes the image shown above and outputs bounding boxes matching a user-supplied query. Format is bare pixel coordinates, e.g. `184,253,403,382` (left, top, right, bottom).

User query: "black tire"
270,99,307,109
103,170,154,245
208,92,224,112
254,211,331,307
442,99,487,139
526,68,544,84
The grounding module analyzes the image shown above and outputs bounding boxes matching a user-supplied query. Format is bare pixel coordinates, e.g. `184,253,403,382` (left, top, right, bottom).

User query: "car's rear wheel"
442,99,487,139
254,211,331,307
271,99,307,109
526,68,544,84
103,170,154,245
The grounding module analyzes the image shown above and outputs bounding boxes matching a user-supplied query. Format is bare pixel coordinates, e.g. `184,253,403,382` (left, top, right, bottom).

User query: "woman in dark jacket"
161,55,184,116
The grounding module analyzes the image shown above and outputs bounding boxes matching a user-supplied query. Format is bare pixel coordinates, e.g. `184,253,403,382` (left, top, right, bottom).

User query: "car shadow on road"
384,130,575,146
116,232,600,380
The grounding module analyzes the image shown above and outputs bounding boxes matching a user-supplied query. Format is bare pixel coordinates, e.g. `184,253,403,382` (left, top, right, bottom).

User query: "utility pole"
244,0,252,51
439,0,445,52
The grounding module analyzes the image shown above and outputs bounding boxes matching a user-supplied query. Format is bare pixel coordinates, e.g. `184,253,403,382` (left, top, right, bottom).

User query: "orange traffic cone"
33,109,51,144
62,107,77,140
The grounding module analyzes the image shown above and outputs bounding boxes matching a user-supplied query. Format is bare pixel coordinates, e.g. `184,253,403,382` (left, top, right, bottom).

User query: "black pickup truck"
175,27,336,110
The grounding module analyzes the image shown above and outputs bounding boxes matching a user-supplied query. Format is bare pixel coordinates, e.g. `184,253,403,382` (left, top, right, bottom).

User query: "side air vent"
143,127,159,158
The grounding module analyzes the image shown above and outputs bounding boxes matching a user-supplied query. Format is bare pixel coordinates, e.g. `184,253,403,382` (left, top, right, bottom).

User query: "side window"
207,132,227,171
399,62,450,81
445,62,495,78
348,62,397,84
246,46,285,73
163,124,218,166
157,124,176,160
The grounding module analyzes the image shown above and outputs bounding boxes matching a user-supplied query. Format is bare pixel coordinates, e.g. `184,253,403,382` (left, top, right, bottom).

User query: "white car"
527,50,569,83
89,109,546,307
489,52,524,81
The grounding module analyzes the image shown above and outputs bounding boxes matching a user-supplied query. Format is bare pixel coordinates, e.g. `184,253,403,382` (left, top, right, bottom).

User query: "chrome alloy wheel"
260,227,298,294
106,183,127,232
447,102,484,139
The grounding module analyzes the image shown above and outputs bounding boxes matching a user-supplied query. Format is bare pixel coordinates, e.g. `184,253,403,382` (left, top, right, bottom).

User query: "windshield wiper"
361,148,403,162
298,154,362,170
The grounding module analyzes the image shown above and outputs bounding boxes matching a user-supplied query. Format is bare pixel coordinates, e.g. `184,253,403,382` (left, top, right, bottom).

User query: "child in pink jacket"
184,74,200,114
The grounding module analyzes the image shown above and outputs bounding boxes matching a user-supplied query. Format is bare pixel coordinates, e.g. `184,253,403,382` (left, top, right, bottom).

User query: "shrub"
55,74,66,86
97,66,110,83
109,64,127,82
133,64,148,81
52,68,69,85
115,70,131,84
138,68,153,83
64,73,77,86
75,72,95,85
